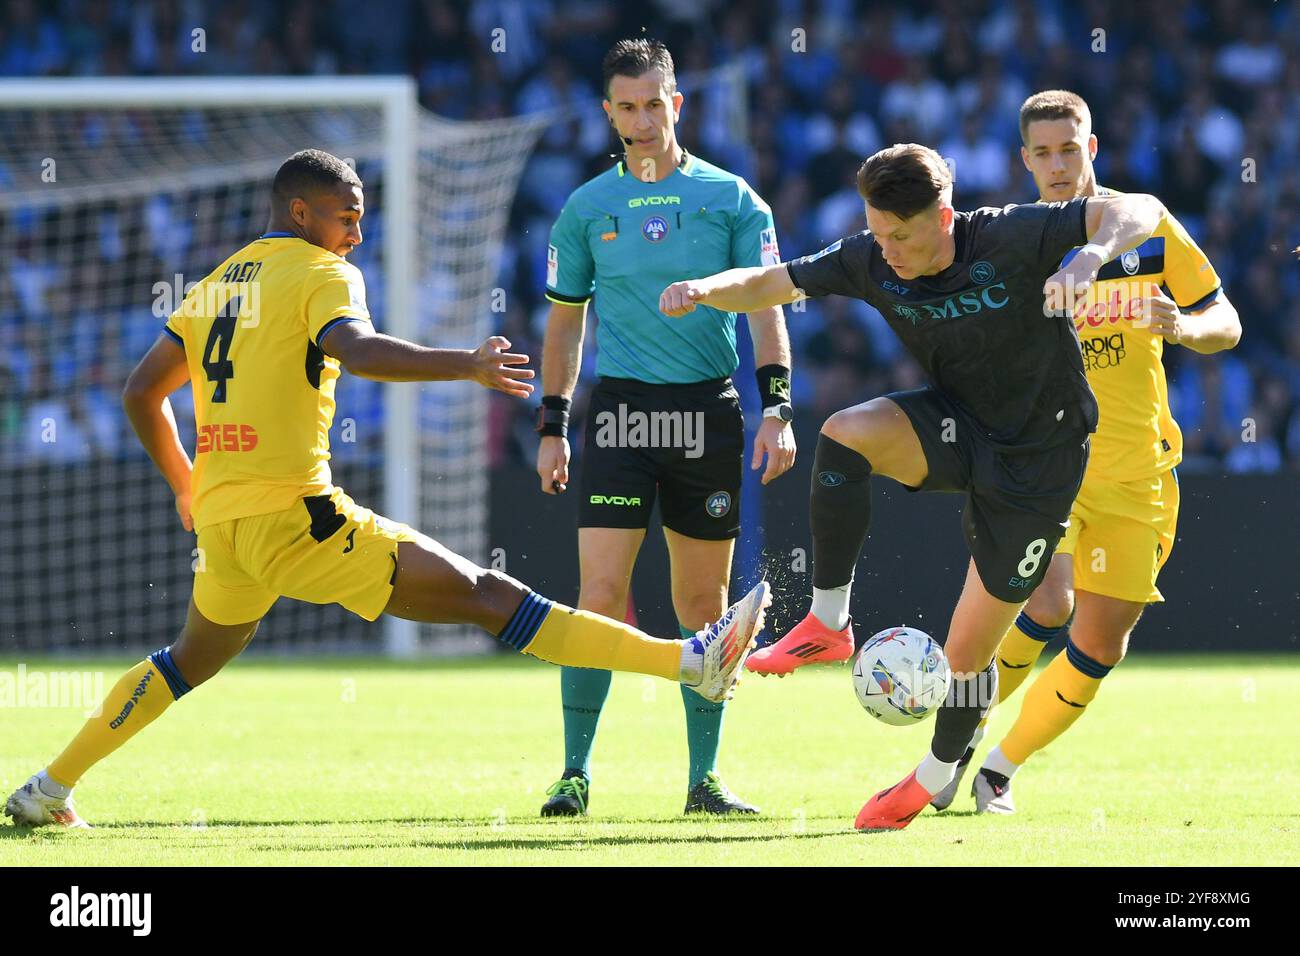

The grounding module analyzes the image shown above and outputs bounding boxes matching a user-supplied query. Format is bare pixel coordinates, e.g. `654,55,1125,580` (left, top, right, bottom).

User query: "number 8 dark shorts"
888,386,1091,603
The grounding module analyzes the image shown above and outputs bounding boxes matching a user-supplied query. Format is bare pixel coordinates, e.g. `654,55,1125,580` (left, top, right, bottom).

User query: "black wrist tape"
537,395,571,437
756,364,792,409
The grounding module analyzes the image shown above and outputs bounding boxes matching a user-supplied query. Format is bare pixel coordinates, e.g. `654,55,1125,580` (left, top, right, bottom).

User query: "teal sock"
679,623,727,787
560,666,612,778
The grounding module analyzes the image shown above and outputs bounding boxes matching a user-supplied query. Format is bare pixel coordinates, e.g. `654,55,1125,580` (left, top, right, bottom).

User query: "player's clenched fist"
1132,282,1184,344
660,280,709,317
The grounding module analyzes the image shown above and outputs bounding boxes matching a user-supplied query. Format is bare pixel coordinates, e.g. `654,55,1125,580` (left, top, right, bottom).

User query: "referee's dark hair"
602,38,676,98
272,149,362,209
856,144,954,220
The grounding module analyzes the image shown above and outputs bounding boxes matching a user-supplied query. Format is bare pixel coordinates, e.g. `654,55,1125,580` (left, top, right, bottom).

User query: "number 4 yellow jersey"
164,234,371,531
1065,188,1222,483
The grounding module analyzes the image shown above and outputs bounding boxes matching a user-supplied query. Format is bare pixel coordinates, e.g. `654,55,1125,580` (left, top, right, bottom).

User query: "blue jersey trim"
1180,285,1222,314
316,316,366,350
162,326,185,348
1059,235,1165,270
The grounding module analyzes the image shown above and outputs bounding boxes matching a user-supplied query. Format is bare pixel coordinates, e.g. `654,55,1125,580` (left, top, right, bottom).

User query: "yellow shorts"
192,487,419,626
1058,468,1179,604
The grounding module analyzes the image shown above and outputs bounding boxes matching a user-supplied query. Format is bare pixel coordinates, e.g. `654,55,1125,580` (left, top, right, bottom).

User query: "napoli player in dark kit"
660,143,1167,830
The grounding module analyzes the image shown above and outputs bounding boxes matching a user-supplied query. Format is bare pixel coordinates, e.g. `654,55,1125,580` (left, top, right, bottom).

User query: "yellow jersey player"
931,91,1241,814
4,149,769,829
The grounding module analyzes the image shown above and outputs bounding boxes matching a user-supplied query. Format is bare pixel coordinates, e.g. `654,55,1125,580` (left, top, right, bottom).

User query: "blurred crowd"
1,0,1298,473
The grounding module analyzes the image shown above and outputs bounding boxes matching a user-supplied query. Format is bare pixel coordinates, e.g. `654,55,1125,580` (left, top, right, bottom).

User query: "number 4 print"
202,296,240,402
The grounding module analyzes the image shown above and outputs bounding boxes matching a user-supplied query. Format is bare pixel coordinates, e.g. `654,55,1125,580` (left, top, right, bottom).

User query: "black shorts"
888,387,1090,603
578,376,744,540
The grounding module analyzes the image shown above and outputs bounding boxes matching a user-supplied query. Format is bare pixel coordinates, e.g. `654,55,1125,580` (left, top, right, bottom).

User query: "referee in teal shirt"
535,39,796,816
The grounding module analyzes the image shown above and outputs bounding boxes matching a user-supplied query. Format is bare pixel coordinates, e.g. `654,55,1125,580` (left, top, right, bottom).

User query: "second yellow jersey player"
1059,190,1220,604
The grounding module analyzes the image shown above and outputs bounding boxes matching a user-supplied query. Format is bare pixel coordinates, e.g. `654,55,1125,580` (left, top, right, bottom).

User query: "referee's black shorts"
887,386,1091,603
578,376,744,541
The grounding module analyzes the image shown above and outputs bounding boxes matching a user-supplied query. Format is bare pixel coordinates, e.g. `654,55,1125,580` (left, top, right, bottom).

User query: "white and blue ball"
851,626,951,726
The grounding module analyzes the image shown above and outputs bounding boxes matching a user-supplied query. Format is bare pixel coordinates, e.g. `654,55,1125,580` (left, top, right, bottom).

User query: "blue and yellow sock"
1000,637,1110,766
679,623,726,788
994,611,1070,706
47,648,192,787
499,592,681,679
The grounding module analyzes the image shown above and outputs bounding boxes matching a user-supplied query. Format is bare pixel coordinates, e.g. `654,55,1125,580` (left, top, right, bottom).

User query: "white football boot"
5,773,91,829
971,768,1017,815
686,581,771,703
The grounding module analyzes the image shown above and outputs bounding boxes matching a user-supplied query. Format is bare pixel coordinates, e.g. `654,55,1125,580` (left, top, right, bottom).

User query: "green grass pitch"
1,654,1296,866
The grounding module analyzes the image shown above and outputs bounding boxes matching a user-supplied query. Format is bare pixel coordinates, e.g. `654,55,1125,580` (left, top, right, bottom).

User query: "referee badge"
642,216,669,242
705,491,732,518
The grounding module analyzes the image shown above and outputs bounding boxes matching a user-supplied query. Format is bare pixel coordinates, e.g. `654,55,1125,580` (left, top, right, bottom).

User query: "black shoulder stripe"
1097,254,1165,281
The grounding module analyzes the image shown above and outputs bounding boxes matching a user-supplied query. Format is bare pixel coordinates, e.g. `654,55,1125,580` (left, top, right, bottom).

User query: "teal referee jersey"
545,152,780,384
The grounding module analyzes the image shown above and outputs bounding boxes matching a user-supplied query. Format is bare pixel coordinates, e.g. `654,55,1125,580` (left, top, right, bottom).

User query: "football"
852,627,951,726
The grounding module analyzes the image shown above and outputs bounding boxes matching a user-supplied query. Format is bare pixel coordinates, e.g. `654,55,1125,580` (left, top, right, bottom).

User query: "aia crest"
969,260,995,284
705,491,731,517
642,216,669,241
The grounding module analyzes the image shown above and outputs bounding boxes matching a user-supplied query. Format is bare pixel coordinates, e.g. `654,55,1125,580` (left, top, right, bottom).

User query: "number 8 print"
1017,538,1047,578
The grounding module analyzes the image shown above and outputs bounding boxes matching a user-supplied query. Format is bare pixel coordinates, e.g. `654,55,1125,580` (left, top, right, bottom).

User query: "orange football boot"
854,770,933,831
745,612,854,676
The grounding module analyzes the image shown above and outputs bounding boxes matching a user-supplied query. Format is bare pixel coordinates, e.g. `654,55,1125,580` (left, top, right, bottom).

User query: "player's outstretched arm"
660,263,802,317
1083,192,1166,257
321,321,534,398
1045,194,1166,305
123,333,195,531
